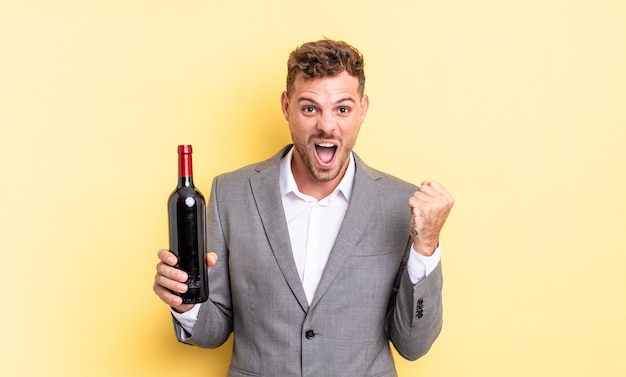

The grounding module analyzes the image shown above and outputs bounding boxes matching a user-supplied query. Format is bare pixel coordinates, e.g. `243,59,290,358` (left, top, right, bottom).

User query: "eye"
302,106,316,114
338,107,351,115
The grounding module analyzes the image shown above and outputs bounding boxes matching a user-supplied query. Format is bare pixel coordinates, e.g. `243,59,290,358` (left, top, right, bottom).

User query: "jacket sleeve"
386,257,444,361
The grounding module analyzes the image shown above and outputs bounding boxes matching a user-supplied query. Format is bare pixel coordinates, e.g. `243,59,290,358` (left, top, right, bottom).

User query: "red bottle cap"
178,145,193,154
177,145,194,177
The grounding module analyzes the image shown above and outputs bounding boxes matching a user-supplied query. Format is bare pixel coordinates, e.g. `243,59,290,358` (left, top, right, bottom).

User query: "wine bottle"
167,144,209,304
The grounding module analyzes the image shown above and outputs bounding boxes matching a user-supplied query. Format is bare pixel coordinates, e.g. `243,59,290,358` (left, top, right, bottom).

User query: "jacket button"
305,330,315,339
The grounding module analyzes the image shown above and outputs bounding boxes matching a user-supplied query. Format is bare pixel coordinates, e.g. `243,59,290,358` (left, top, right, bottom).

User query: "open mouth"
314,142,337,166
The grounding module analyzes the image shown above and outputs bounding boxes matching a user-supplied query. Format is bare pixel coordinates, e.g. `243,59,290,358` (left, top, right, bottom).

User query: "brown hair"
286,39,365,98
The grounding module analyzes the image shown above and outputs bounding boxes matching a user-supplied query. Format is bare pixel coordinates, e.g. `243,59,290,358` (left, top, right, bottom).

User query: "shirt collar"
279,146,355,202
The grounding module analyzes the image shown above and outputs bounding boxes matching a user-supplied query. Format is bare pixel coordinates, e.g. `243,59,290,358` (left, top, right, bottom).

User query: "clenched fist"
407,181,454,256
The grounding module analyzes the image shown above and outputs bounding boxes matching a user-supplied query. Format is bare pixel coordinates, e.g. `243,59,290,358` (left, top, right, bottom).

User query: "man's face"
281,71,369,184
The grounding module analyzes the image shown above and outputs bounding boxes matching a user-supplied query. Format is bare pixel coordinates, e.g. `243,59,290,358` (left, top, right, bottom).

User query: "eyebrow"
297,96,357,105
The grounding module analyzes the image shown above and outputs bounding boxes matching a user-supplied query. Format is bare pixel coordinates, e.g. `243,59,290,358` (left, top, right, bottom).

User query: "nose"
316,112,336,135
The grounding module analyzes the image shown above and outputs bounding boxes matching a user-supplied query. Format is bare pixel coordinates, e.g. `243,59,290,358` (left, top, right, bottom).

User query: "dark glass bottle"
167,145,209,304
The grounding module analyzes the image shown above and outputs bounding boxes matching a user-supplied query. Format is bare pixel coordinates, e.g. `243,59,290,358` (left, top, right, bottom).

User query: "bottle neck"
178,176,194,188
177,149,194,188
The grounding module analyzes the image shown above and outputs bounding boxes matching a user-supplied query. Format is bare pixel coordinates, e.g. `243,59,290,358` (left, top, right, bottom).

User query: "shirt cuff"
406,244,441,284
171,304,200,339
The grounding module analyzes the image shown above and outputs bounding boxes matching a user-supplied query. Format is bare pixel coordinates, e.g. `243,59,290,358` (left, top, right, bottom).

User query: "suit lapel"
249,147,310,313
310,154,382,308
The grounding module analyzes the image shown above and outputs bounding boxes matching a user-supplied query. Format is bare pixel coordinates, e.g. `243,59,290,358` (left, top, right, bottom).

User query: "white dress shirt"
172,148,441,334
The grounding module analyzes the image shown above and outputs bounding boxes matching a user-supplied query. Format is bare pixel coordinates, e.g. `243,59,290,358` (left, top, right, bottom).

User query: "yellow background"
1,1,625,376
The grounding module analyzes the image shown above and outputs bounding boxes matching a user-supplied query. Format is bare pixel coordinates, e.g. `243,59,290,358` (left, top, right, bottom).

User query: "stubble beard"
294,136,352,183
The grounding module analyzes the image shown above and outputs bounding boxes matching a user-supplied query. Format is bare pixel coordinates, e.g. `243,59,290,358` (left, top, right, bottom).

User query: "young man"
154,39,454,377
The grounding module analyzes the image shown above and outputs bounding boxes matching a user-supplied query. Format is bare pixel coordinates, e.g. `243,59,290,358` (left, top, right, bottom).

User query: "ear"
359,94,370,123
280,91,290,120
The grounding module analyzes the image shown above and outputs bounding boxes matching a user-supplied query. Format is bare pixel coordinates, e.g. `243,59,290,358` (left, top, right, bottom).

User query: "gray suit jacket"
174,146,443,377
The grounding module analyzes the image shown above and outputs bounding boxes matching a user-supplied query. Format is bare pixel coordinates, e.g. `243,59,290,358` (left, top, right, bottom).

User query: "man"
154,39,454,376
